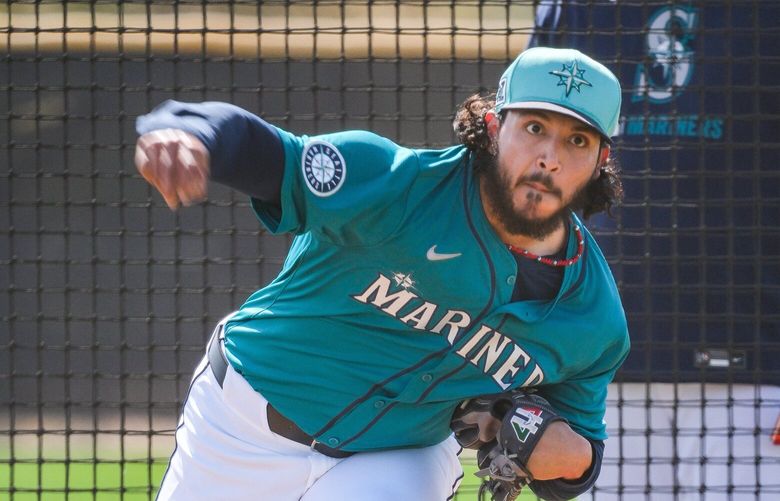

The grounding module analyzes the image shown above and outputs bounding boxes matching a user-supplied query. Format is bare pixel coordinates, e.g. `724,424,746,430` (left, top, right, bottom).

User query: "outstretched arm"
134,100,284,210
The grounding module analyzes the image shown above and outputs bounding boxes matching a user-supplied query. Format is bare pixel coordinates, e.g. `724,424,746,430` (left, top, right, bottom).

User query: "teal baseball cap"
494,47,622,142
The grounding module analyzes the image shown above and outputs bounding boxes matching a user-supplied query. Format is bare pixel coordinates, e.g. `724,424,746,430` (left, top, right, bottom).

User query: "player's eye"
525,122,543,135
569,134,588,148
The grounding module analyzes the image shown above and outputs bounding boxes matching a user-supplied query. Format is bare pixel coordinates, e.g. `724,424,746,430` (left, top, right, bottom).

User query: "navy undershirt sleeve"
135,100,284,205
527,439,605,501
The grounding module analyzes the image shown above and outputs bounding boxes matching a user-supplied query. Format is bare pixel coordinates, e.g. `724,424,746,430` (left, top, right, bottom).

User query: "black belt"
206,326,354,459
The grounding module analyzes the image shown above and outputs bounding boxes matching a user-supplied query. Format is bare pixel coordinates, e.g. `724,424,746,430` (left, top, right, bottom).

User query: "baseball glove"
451,393,516,450
452,391,567,501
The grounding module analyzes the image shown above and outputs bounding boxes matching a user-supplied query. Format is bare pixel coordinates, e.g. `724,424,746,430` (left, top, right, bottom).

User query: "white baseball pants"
156,348,465,501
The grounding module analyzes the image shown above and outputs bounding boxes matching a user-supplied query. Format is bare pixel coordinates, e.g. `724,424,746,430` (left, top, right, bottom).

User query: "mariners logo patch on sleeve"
302,140,346,197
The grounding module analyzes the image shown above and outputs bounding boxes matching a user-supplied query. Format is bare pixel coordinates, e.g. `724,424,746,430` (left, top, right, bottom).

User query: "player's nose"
536,142,562,172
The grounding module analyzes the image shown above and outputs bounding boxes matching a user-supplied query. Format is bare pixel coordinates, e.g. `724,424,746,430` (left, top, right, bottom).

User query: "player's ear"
599,144,611,167
593,143,611,179
485,110,501,140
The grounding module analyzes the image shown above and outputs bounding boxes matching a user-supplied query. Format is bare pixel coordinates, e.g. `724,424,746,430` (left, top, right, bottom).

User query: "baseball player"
135,47,630,501
530,2,780,500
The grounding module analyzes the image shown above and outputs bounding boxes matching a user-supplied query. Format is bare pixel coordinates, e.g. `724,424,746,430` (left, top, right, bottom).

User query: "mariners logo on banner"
510,406,544,443
302,140,346,197
633,6,698,103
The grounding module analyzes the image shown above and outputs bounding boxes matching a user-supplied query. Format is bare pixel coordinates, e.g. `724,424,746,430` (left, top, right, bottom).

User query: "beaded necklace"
507,223,585,267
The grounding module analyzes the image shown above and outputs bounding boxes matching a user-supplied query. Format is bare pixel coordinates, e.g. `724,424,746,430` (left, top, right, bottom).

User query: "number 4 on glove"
451,391,567,501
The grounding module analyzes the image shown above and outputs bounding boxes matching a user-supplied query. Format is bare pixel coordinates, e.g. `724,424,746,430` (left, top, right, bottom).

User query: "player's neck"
501,223,567,257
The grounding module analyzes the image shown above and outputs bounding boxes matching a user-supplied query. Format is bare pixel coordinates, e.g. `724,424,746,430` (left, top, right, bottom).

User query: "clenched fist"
135,129,210,210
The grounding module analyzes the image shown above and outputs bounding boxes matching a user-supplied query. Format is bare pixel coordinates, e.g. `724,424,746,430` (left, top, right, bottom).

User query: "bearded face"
477,152,593,240
477,110,603,240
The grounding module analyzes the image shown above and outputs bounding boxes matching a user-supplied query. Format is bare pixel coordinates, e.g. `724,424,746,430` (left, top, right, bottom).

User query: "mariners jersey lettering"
223,129,629,451
351,274,545,390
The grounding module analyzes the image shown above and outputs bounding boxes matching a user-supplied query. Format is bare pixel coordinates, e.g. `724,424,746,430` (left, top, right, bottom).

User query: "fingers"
156,137,181,209
135,131,180,209
175,136,209,206
134,129,210,210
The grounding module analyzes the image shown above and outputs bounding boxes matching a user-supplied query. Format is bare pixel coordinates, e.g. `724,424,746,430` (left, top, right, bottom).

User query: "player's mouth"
524,181,551,193
517,173,562,199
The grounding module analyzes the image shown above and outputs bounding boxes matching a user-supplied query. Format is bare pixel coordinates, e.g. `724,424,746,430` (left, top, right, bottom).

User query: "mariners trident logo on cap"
495,47,622,141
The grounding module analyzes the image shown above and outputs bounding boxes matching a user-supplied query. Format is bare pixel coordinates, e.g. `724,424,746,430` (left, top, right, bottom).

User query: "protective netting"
2,2,778,499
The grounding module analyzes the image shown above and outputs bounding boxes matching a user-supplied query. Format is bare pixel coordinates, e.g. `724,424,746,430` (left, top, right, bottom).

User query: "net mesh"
1,1,778,499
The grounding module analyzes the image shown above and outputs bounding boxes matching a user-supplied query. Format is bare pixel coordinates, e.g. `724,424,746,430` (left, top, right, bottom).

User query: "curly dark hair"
453,93,624,219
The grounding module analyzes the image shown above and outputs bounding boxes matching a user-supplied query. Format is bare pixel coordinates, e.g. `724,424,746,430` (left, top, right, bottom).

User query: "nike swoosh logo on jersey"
426,245,462,261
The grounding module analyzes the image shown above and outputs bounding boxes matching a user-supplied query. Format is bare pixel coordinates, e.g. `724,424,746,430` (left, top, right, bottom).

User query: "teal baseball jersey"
223,129,630,452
